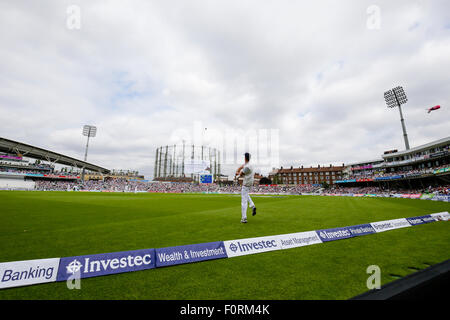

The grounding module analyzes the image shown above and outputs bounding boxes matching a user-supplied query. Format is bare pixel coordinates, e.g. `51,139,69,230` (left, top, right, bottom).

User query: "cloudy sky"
1,0,449,178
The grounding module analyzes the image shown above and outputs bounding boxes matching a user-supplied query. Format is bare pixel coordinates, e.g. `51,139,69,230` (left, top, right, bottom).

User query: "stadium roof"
382,136,450,159
0,137,110,174
345,159,384,167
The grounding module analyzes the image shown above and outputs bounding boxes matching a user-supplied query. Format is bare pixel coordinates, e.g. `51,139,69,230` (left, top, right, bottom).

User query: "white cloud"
0,0,449,179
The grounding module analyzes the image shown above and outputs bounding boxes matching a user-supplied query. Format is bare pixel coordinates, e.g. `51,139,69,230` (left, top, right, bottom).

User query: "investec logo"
372,219,410,232
319,229,350,240
228,240,277,252
431,212,450,221
65,254,152,275
228,239,278,254
372,222,394,231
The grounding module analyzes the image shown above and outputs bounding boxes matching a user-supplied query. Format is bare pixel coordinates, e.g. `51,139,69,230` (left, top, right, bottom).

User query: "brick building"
269,164,345,185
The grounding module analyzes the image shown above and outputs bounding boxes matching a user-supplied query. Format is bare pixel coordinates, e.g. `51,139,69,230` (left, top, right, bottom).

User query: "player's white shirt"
242,162,254,187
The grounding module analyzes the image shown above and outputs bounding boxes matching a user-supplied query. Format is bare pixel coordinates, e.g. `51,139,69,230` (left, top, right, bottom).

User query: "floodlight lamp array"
384,86,408,108
82,125,97,137
393,86,408,105
384,90,397,108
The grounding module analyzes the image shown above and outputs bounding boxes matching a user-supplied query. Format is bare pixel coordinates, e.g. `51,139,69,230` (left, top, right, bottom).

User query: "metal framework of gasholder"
154,143,221,181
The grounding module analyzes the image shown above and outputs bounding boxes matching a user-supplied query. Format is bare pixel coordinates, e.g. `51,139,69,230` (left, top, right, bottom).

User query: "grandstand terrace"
2,135,449,195
33,180,324,194
29,179,450,197
84,169,145,182
382,136,449,167
0,137,109,173
0,136,109,190
336,136,449,188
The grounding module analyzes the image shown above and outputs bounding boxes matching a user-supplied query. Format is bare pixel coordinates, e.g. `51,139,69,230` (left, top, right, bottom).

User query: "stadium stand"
1,136,449,198
29,179,450,198
338,137,449,184
0,137,108,190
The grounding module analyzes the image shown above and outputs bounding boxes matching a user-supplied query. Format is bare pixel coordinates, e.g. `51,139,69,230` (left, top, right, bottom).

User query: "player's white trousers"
241,186,255,220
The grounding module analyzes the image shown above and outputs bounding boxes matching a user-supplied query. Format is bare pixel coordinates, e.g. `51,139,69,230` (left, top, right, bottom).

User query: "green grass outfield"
0,191,449,300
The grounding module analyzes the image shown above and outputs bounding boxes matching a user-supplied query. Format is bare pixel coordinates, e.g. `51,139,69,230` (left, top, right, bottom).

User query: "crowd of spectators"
35,179,142,191
34,180,322,194
426,185,450,195
326,186,385,194
347,164,448,180
327,185,449,195
34,180,79,191
33,179,450,196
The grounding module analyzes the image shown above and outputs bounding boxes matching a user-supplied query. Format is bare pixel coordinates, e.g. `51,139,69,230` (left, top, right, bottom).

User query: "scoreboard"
200,174,213,184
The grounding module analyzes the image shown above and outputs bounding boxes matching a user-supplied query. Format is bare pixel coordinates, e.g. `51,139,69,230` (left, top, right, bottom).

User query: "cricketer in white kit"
236,153,257,223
